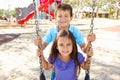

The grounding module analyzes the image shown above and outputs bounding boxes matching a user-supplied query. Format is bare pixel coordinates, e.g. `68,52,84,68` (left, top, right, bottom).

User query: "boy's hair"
49,30,79,65
55,3,73,17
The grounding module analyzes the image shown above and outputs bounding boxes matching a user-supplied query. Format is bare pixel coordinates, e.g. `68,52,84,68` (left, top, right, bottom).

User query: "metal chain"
86,0,96,75
90,0,95,33
33,0,44,74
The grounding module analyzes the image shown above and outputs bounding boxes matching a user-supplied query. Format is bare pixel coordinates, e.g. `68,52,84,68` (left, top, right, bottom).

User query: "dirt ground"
0,18,120,80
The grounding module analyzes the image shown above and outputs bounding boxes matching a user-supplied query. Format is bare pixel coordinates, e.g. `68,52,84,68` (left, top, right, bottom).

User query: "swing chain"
33,0,40,37
33,0,44,74
90,0,96,33
39,56,44,73
86,0,96,75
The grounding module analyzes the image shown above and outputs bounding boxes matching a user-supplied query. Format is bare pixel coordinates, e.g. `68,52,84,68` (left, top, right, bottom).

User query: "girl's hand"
34,37,42,47
87,33,96,43
86,48,94,57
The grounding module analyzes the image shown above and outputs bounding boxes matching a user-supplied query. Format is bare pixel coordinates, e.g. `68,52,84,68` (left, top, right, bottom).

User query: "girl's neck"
59,54,70,62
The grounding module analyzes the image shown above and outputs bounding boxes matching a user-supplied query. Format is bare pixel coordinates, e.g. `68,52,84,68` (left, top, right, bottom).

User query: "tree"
116,0,120,19
63,0,79,8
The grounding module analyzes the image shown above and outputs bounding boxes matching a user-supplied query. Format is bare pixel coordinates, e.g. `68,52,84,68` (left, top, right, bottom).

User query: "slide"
16,0,61,24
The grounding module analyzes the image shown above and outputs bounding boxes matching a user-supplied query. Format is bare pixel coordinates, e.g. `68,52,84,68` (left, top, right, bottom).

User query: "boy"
34,3,96,53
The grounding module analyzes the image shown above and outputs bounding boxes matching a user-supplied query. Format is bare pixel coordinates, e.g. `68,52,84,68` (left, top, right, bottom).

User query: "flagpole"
8,0,11,22
35,0,39,24
48,0,51,22
33,0,40,35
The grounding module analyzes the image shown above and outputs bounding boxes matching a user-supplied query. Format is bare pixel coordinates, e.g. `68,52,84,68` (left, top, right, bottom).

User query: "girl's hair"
49,30,79,65
55,3,73,17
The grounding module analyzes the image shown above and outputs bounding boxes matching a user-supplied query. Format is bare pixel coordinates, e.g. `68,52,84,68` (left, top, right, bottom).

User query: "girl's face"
56,10,72,30
57,36,73,57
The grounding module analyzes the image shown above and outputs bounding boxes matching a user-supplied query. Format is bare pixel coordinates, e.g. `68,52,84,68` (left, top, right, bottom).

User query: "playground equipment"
16,0,61,24
33,0,95,80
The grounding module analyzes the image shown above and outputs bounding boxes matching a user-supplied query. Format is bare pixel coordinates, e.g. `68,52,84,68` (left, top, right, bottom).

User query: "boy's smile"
56,10,72,30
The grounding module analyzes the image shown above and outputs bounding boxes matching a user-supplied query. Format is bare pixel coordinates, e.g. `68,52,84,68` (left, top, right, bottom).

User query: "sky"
0,0,33,10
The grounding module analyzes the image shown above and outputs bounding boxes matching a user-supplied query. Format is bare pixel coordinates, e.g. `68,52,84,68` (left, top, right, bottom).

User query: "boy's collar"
56,25,71,32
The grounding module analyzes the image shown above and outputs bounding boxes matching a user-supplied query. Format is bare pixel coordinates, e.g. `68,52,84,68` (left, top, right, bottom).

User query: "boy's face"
56,10,72,30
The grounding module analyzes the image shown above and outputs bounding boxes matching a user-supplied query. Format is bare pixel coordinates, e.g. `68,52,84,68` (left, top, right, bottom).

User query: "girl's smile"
57,36,73,57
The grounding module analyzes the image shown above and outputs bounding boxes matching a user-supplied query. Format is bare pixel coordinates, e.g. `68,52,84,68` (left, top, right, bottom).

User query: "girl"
37,30,93,80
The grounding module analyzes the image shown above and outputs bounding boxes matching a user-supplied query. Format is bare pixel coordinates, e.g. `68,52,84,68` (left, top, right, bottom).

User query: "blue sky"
0,0,33,10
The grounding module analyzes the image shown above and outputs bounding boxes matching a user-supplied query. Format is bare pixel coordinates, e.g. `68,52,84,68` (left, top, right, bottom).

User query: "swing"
33,0,96,80
33,0,46,80
84,0,96,80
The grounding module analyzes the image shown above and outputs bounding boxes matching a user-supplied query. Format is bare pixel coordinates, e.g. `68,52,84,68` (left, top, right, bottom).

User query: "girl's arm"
80,56,91,70
35,36,53,70
80,48,93,70
37,49,53,70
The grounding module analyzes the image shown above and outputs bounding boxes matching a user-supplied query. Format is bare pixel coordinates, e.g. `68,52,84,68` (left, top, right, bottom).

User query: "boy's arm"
82,33,96,53
79,42,91,53
83,42,91,53
34,37,48,50
42,42,48,50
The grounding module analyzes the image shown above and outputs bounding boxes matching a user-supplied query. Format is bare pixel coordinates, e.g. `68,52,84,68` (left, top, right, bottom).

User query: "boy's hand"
36,48,43,57
87,33,96,42
34,37,42,47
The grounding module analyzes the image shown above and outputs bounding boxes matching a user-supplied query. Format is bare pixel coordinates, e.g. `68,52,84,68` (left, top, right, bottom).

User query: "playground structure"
15,0,61,25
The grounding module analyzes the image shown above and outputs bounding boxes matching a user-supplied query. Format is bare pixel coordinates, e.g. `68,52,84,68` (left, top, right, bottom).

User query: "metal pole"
8,0,11,22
